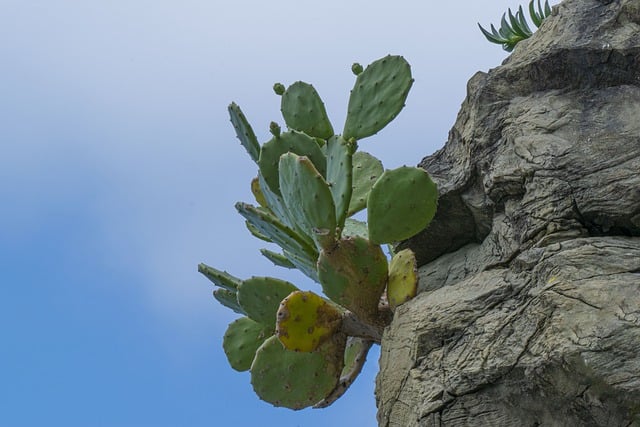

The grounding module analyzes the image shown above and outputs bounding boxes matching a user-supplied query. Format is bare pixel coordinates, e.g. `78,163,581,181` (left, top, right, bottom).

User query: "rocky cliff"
376,0,640,425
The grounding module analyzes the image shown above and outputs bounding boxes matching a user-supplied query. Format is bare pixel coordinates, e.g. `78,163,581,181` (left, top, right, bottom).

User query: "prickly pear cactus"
199,55,439,411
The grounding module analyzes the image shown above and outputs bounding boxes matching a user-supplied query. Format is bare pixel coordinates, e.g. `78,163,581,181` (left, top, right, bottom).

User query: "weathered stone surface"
377,0,640,425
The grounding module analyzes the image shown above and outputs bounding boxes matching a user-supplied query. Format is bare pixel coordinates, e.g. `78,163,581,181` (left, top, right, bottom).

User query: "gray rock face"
376,0,640,425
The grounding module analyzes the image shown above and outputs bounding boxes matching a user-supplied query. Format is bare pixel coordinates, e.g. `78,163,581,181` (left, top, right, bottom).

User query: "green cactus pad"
257,173,296,231
343,55,413,140
235,202,318,261
278,153,336,250
317,235,388,320
282,249,319,283
387,248,418,311
228,102,260,163
198,263,242,291
348,151,384,216
325,136,353,232
258,130,326,196
213,288,245,315
245,220,272,243
367,166,438,244
250,335,344,410
280,81,334,140
260,249,296,269
223,317,273,372
341,218,369,240
236,277,299,328
276,291,342,352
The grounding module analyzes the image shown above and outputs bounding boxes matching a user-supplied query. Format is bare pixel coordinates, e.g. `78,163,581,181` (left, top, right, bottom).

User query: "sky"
1,1,557,426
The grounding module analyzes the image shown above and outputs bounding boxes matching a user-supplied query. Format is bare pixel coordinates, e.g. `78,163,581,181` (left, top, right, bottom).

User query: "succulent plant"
479,0,552,52
200,55,439,410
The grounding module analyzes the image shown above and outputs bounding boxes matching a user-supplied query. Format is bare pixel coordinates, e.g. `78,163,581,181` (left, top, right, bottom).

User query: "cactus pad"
325,136,353,232
317,236,388,320
343,55,413,140
213,288,245,315
198,263,242,291
250,335,344,410
235,202,317,262
258,130,326,196
276,291,342,352
387,248,418,311
278,153,336,250
348,151,384,216
280,81,334,140
228,102,260,163
341,218,369,240
367,166,438,244
223,317,273,371
260,249,296,269
251,176,268,208
237,277,298,328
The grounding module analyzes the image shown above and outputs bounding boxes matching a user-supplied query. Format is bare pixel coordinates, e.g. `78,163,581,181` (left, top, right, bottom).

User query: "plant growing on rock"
199,55,438,410
479,0,552,51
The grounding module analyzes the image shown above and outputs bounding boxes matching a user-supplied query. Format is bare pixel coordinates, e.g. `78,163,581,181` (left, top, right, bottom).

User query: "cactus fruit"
276,291,342,352
250,335,344,410
258,130,326,196
213,288,245,315
279,81,334,140
317,236,388,321
325,136,353,232
278,153,336,250
367,166,438,244
223,317,273,371
348,151,384,216
260,248,296,269
228,102,260,163
343,55,413,140
235,202,318,262
269,121,281,137
351,62,363,76
273,82,286,96
237,277,299,328
387,248,418,311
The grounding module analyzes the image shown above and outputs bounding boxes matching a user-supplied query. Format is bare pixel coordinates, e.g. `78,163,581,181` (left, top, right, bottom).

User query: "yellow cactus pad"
276,291,342,352
251,176,268,208
387,248,418,311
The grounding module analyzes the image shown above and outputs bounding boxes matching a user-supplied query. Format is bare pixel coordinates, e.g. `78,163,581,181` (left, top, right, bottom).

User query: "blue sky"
1,1,553,426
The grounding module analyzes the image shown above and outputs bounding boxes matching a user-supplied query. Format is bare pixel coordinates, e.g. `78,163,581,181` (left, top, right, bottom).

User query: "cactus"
317,235,388,321
237,276,299,328
343,55,413,140
201,55,441,411
278,81,334,140
314,337,373,408
367,166,438,244
348,151,384,216
276,290,343,352
223,317,273,371
250,335,345,410
228,102,260,163
260,249,296,269
278,153,337,250
325,136,353,232
258,130,326,196
387,248,418,311
235,202,317,262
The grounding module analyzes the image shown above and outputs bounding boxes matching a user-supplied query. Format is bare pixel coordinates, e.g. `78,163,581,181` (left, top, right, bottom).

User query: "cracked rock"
377,1,640,425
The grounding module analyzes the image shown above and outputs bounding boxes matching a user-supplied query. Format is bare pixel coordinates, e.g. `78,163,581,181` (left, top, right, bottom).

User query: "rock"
376,0,640,425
